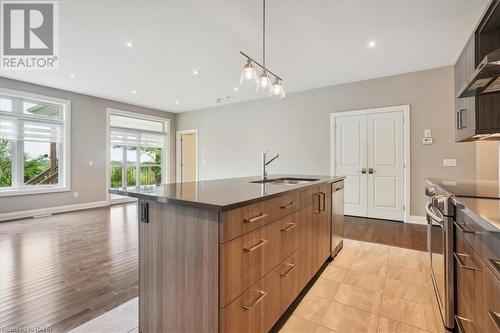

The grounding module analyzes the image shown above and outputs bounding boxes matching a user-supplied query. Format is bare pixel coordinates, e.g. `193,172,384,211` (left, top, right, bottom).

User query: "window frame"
106,108,169,192
0,87,71,197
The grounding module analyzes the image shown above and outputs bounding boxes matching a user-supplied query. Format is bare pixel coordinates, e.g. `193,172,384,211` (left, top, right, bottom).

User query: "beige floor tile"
380,295,405,320
394,322,432,333
351,258,388,277
399,300,437,332
383,278,433,304
387,255,427,272
361,242,391,254
356,249,389,265
343,239,362,250
293,294,332,324
322,264,349,282
333,283,382,314
309,277,341,300
315,325,339,333
378,316,397,333
321,301,379,333
342,269,385,293
386,265,428,286
280,316,319,333
331,250,358,268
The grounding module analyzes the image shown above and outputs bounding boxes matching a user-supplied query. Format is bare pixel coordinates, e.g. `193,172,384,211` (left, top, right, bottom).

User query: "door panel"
335,116,367,217
367,112,404,221
180,133,197,182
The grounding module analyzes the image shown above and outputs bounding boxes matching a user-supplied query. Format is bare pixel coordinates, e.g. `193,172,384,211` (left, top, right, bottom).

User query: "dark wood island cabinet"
110,175,344,333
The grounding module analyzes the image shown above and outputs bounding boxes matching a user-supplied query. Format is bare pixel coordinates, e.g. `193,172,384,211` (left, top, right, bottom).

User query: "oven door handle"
426,201,444,224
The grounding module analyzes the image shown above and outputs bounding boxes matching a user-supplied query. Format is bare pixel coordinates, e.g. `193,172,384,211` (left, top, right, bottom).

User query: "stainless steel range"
424,184,455,331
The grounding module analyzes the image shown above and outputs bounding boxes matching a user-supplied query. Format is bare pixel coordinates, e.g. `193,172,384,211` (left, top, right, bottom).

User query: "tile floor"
280,239,445,333
70,239,444,333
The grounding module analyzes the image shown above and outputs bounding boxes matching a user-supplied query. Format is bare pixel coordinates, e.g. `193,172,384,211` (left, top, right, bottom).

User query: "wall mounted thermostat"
423,129,433,145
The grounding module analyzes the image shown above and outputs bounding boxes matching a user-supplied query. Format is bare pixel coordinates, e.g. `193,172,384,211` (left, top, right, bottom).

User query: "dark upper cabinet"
454,1,500,142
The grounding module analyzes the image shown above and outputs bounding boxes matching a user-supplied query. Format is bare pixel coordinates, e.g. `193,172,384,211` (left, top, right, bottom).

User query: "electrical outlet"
443,159,457,167
73,192,79,198
89,160,94,166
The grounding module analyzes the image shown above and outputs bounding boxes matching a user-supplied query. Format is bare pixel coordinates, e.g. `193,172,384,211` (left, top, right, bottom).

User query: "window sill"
0,186,70,197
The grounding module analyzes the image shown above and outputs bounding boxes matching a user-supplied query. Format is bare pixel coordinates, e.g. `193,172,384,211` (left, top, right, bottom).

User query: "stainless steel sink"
250,177,319,185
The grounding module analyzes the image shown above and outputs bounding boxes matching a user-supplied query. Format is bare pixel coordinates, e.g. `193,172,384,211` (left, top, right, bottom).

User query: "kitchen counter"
426,178,500,232
109,174,344,211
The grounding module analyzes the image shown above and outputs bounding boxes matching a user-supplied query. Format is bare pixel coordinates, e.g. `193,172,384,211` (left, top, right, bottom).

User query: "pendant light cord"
263,0,266,68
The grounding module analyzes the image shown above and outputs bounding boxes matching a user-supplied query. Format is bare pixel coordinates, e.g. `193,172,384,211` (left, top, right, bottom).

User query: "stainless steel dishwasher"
331,180,344,258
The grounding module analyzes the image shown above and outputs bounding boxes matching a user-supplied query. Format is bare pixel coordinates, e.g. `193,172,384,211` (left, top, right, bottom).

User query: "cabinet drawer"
279,250,302,312
270,191,301,221
278,213,300,261
455,232,500,333
455,206,500,280
221,200,271,243
220,221,281,307
220,263,281,333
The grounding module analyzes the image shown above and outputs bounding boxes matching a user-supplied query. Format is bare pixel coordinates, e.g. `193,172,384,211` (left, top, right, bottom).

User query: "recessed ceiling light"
175,101,180,105
126,41,135,48
368,40,377,48
233,87,239,92
69,73,76,78
131,89,137,94
192,69,200,75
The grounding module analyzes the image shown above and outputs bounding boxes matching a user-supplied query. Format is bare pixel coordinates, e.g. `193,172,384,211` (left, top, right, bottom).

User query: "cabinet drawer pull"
314,193,321,214
243,239,268,252
454,252,480,271
320,192,326,211
242,290,268,310
280,263,296,277
281,222,297,232
280,201,296,209
455,221,475,234
489,259,500,275
488,310,500,332
243,213,268,223
455,315,473,333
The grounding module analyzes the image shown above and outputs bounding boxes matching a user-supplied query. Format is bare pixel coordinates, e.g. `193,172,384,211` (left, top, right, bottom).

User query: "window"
0,88,70,196
109,110,168,188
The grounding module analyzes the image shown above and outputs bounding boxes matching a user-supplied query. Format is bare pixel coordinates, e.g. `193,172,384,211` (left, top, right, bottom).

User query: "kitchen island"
110,175,344,333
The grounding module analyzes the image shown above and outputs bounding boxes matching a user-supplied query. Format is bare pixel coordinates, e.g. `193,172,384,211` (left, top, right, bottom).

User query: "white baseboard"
0,200,110,222
406,215,426,225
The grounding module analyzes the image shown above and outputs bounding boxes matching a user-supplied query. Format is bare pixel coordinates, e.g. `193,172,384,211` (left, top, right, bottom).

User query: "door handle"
140,201,149,223
359,168,367,174
368,168,374,174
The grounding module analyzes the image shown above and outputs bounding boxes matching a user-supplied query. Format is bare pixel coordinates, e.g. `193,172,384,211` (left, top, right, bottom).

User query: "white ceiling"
0,0,489,113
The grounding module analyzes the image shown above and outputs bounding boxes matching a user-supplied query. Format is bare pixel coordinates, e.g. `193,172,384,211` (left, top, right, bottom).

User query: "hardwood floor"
344,215,429,252
0,206,431,332
0,203,138,333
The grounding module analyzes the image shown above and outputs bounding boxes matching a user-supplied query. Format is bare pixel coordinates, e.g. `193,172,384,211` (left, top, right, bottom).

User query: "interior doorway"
176,129,198,183
330,105,410,222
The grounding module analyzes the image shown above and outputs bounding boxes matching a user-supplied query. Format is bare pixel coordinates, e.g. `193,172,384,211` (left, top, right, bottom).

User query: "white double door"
334,110,405,221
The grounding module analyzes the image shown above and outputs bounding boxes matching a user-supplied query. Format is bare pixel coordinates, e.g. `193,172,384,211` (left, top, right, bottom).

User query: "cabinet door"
298,186,318,286
317,183,332,266
454,34,477,142
332,181,344,255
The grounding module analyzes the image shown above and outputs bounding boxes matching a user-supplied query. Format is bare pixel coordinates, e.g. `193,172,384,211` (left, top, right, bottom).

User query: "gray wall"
0,77,176,214
177,66,476,216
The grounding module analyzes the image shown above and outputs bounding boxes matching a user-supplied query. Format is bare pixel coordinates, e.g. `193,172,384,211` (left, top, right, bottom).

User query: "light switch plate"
424,129,432,137
443,159,457,167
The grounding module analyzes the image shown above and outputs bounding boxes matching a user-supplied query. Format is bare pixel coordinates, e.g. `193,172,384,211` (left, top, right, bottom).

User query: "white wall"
177,66,477,216
0,77,176,214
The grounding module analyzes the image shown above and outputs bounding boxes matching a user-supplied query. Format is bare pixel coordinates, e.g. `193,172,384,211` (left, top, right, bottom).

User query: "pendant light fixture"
239,0,285,99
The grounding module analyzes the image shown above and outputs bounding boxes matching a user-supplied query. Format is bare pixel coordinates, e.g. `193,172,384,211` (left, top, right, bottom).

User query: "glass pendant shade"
256,71,272,93
270,80,285,99
240,60,258,85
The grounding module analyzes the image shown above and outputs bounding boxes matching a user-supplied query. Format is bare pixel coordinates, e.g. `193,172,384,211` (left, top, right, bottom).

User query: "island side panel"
138,199,219,333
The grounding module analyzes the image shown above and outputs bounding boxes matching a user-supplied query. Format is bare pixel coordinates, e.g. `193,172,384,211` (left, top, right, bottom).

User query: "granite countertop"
426,178,500,232
109,175,344,211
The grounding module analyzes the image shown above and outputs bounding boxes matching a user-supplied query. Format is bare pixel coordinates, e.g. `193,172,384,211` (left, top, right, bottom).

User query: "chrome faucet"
262,151,279,180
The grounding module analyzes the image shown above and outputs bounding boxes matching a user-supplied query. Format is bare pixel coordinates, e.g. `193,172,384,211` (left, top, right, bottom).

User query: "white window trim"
0,87,71,197
105,108,170,200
